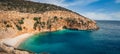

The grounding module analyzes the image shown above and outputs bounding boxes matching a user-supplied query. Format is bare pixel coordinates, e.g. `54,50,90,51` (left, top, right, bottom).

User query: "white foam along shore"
2,33,34,48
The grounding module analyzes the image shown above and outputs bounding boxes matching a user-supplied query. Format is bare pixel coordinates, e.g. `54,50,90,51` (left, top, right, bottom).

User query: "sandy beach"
2,33,34,48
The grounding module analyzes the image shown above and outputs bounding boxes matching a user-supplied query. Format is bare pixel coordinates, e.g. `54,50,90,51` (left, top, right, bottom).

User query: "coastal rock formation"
0,0,99,54
0,11,98,38
0,40,33,54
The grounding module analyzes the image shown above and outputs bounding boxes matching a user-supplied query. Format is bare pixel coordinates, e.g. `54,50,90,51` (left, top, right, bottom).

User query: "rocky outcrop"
0,0,99,54
0,40,33,54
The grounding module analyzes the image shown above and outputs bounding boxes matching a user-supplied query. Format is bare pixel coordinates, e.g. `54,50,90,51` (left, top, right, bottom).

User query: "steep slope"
0,0,98,54
0,0,98,39
0,0,71,13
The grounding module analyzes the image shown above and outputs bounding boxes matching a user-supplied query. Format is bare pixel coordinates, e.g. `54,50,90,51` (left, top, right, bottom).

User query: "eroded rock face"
0,0,99,54
0,10,98,54
0,11,98,39
0,0,99,39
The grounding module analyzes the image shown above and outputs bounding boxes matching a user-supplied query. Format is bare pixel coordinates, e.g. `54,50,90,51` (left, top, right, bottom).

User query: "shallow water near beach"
18,21,120,54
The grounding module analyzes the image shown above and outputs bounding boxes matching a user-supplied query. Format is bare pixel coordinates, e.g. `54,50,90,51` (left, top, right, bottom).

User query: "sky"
30,0,120,20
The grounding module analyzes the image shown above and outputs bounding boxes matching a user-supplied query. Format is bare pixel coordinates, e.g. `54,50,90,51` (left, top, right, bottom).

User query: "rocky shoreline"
0,39,33,54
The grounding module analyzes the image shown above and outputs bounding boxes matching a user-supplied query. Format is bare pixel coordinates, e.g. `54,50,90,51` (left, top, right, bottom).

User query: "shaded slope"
0,0,70,13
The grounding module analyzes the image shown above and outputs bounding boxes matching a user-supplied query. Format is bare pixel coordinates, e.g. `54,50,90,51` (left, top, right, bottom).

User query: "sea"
18,20,120,54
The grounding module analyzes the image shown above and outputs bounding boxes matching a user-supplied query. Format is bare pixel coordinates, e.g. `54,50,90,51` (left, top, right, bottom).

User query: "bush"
41,22,45,25
33,17,41,21
33,22,38,30
60,17,63,19
4,21,7,24
47,24,51,29
22,18,24,20
6,25,10,27
54,16,58,21
18,20,24,24
16,25,22,30
18,18,25,24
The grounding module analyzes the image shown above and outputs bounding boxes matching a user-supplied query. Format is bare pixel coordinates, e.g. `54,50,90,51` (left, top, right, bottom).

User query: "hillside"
0,0,99,54
0,0,71,13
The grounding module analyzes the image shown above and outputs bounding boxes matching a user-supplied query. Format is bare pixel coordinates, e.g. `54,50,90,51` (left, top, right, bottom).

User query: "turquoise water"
19,21,120,54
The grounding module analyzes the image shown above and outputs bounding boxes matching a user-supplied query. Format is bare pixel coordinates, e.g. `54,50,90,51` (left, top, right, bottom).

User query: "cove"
18,21,120,54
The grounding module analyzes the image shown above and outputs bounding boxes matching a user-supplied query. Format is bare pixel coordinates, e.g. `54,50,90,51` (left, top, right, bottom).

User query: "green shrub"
60,17,63,19
33,17,41,21
54,16,58,21
63,26,67,29
6,25,10,27
41,25,44,28
47,24,51,29
41,22,45,25
54,16,57,19
18,20,24,24
16,25,22,30
33,22,38,30
4,21,7,24
22,18,24,20
18,18,25,24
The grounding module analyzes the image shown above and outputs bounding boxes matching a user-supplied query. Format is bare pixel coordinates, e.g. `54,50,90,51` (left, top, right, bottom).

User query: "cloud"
111,12,120,18
28,0,120,20
81,12,120,20
29,0,99,7
115,0,120,3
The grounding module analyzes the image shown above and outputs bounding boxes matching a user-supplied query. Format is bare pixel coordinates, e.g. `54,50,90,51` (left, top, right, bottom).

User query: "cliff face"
0,0,98,54
0,0,99,39
0,11,98,39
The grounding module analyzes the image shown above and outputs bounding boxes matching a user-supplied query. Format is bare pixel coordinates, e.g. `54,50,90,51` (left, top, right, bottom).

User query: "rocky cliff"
0,0,99,54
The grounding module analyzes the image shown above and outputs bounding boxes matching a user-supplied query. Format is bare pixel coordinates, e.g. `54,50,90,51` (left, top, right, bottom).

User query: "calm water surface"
19,21,120,54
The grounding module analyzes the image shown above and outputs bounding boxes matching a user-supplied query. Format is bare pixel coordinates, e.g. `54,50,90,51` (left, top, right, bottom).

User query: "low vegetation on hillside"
0,0,70,13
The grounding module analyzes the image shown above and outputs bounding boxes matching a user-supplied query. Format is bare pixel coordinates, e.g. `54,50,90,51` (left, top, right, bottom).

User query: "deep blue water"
19,21,120,54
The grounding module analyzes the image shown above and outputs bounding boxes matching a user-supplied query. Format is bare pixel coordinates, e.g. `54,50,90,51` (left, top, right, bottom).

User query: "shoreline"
2,33,34,48
1,28,96,48
1,29,63,49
